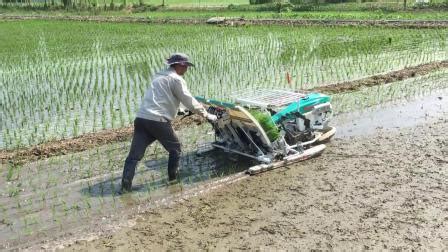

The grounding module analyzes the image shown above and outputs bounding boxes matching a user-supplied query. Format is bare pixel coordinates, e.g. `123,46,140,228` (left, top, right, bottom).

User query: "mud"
0,122,243,251
2,62,447,166
60,109,448,250
1,15,448,28
1,87,446,250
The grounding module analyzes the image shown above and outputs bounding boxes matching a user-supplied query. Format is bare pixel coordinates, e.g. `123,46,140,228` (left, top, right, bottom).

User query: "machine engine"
277,102,333,145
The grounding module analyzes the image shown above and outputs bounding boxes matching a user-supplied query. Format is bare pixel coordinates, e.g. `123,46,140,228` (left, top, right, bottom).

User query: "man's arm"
172,78,208,118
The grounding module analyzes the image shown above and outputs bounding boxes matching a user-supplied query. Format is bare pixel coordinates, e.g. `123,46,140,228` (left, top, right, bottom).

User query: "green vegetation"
1,20,447,149
0,122,247,246
2,68,446,248
144,0,248,6
250,110,280,141
2,0,447,8
1,0,447,16
0,7,447,246
332,69,448,115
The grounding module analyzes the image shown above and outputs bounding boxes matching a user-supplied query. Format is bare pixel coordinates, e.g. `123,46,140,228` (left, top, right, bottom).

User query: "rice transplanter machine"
195,89,336,174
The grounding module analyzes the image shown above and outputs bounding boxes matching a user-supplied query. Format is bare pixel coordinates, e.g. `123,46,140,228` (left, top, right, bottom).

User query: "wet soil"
1,15,448,28
1,87,446,250
61,112,448,250
0,122,240,251
2,61,447,166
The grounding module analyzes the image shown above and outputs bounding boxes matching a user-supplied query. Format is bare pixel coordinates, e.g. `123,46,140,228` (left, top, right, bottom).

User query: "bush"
250,0,274,4
290,3,318,11
227,3,237,9
129,3,159,12
325,0,357,3
412,2,448,10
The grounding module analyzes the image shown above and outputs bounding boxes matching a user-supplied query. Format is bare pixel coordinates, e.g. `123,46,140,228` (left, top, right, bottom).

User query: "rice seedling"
1,19,448,249
332,69,448,114
1,21,447,149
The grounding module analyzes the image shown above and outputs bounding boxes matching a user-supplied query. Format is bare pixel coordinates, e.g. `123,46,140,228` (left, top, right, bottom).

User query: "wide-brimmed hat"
166,53,195,67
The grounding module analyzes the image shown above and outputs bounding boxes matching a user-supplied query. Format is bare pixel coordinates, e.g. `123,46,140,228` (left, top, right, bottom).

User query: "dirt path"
60,115,448,250
312,60,448,94
1,15,448,28
2,60,447,166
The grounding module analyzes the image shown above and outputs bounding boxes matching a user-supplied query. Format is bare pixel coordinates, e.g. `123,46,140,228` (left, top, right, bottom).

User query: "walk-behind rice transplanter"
194,89,336,175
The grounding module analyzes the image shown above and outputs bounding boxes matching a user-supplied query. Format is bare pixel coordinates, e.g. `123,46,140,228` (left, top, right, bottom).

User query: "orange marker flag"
286,72,292,85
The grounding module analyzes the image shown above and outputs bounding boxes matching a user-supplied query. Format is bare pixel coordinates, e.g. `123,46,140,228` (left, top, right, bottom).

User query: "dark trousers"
122,117,181,183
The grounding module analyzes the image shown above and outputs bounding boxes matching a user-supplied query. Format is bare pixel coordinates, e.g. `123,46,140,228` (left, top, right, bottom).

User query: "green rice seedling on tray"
249,109,280,142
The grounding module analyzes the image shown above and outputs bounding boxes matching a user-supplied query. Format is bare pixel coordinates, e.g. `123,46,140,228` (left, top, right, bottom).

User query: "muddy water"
334,88,448,137
1,87,448,250
62,96,448,251
0,123,255,250
54,102,448,250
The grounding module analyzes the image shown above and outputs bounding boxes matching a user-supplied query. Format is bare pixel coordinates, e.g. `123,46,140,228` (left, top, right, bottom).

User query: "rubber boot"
167,150,180,182
121,158,138,193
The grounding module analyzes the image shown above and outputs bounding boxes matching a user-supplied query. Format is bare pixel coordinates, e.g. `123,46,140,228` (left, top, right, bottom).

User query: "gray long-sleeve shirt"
136,67,207,122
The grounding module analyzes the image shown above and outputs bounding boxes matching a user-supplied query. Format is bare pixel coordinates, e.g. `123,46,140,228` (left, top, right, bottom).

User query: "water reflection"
334,89,448,138
80,149,252,199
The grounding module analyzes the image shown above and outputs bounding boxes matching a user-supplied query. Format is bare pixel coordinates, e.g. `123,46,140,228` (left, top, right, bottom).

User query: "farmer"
121,53,217,192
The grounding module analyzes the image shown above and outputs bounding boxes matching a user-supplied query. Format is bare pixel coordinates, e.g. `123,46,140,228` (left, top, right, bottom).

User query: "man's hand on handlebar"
206,113,218,122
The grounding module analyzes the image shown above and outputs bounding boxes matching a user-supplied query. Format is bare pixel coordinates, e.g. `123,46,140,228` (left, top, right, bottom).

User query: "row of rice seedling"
332,69,448,115
0,121,226,247
1,21,447,149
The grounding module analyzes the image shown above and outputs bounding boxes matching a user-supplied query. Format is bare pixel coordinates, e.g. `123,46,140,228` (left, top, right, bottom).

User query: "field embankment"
2,14,448,27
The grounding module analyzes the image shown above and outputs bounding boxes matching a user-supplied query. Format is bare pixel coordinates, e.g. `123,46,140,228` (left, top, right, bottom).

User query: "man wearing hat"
121,53,217,192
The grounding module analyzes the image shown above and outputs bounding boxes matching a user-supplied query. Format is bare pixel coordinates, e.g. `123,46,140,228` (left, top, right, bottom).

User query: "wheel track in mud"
1,15,448,28
1,59,448,165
